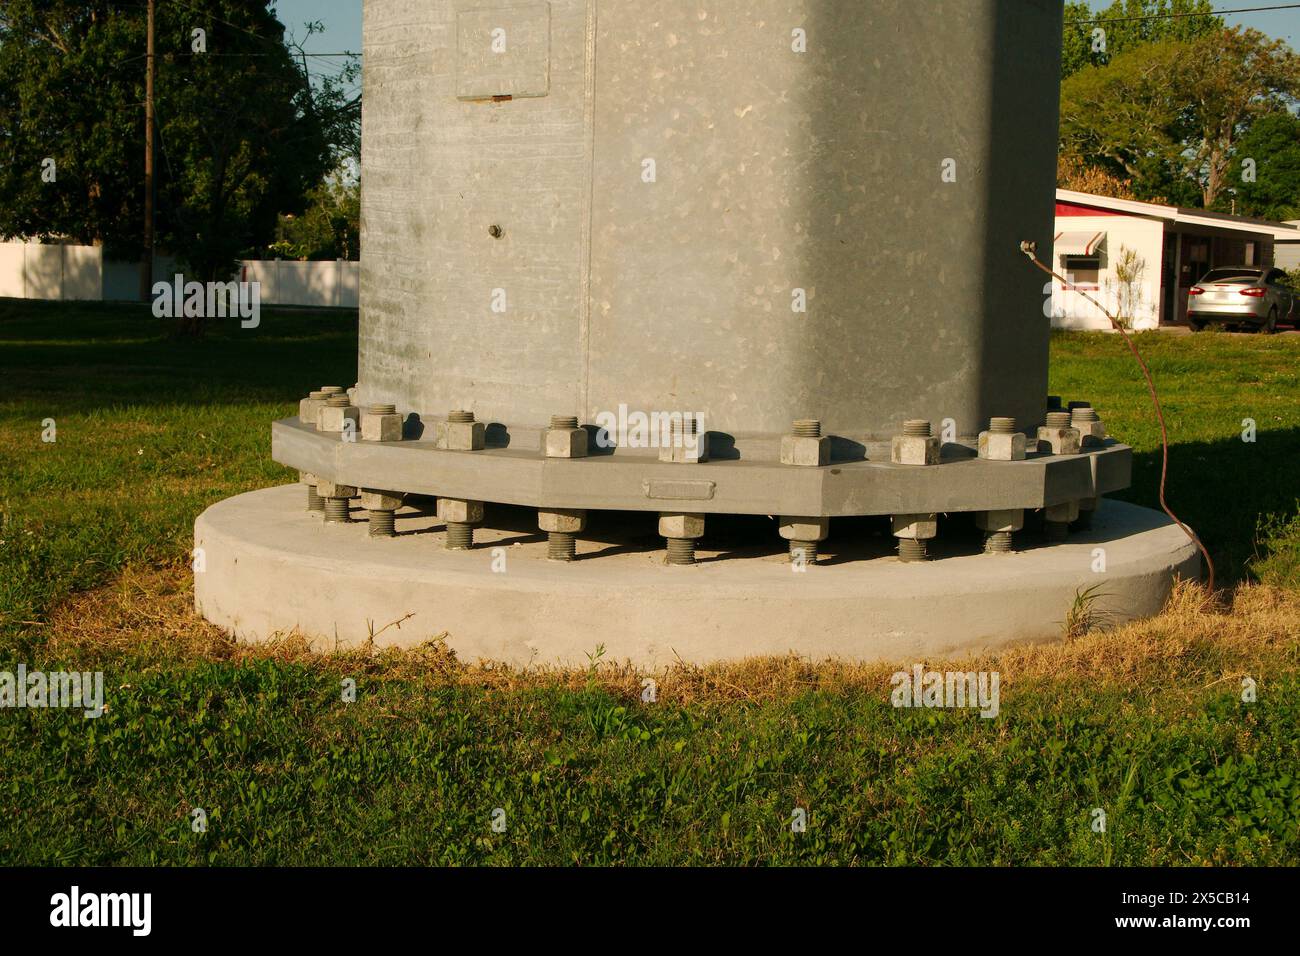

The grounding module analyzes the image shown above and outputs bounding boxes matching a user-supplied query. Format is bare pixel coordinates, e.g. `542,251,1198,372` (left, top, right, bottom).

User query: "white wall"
1,240,358,309
1276,241,1300,272
1049,215,1164,332
0,241,105,301
239,259,359,308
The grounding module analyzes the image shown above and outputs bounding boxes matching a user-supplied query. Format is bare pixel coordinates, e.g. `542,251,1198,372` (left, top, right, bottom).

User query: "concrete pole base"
194,485,1201,667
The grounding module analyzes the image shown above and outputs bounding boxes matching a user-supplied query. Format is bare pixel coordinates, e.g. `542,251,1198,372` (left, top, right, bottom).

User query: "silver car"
1187,266,1294,333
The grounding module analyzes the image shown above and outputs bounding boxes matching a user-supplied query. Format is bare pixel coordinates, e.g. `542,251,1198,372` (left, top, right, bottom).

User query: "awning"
1054,230,1106,256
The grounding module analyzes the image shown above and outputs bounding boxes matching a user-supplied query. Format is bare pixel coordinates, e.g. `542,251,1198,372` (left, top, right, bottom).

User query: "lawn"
1,299,1298,865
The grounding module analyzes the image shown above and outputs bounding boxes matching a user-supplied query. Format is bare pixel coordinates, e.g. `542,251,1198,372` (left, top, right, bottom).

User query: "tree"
268,171,360,261
1059,40,1188,192
1062,0,1220,79
0,1,358,286
1228,110,1300,220
1060,28,1300,208
1058,153,1159,201
1181,28,1300,208
0,2,144,248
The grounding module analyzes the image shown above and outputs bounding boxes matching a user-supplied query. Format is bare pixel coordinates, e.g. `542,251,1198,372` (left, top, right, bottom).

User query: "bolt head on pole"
978,417,1026,461
891,420,940,465
545,415,588,458
780,419,830,467
438,410,486,450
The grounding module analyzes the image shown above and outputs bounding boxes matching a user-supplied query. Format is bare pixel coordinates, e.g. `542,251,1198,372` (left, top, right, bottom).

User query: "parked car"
1187,266,1294,332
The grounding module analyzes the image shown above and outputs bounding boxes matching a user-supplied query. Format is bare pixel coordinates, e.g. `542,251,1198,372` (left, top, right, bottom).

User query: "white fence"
0,240,358,309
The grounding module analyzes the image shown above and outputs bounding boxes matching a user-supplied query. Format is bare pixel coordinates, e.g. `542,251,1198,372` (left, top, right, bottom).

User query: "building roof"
1056,189,1300,240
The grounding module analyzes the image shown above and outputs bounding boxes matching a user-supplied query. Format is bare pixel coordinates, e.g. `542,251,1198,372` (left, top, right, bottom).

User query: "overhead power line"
1069,3,1300,26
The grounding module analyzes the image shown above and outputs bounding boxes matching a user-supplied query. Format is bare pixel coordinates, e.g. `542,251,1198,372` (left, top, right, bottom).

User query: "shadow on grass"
0,298,358,412
1121,429,1300,583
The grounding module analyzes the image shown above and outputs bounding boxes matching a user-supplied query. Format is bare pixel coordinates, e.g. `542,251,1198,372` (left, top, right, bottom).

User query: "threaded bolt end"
445,522,474,550
1071,407,1099,424
547,531,577,562
306,485,324,512
903,419,931,438
320,386,344,395
666,537,697,565
448,409,475,424
671,415,699,437
369,509,396,537
550,414,579,430
326,394,351,408
1045,411,1072,428
989,417,1016,434
792,419,822,438
323,497,350,523
308,390,327,400
897,537,928,562
1044,520,1069,542
367,403,397,416
984,530,1013,554
790,540,819,564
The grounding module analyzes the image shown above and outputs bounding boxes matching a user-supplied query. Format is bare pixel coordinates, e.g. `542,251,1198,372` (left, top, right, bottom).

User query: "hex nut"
315,479,358,499
892,513,938,539
360,489,403,511
299,471,318,485
438,498,484,525
437,420,486,451
361,409,404,443
299,391,328,426
978,431,1027,461
890,435,941,466
658,512,705,539
539,508,587,533
780,435,830,467
318,403,360,433
778,516,829,542
1046,500,1081,523
658,432,709,464
976,509,1024,533
1037,425,1081,455
1073,419,1107,448
546,427,588,459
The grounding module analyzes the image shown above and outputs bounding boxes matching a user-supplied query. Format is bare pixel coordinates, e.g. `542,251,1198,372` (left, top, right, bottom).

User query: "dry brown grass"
39,564,1300,706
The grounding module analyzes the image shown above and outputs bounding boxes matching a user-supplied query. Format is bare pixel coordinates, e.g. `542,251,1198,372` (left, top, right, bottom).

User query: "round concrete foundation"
194,485,1200,666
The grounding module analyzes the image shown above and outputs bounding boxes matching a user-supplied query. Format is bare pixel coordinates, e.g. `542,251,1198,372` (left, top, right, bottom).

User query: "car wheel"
1188,320,1205,332
1266,307,1278,333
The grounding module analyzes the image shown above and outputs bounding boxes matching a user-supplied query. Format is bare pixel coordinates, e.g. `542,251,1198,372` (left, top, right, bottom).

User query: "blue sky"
1083,1,1300,43
271,0,361,94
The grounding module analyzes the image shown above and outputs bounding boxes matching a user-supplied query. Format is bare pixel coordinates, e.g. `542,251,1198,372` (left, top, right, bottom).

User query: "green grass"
2,302,1299,865
1049,329,1300,582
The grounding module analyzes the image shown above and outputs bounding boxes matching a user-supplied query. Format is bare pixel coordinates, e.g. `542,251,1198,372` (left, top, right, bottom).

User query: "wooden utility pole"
139,0,156,301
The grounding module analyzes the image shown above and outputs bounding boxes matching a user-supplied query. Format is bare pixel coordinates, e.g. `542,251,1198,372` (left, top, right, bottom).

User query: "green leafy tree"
1182,29,1300,208
1059,39,1188,194
269,172,359,261
1061,28,1300,208
1228,111,1300,220
1062,0,1220,78
0,1,358,289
